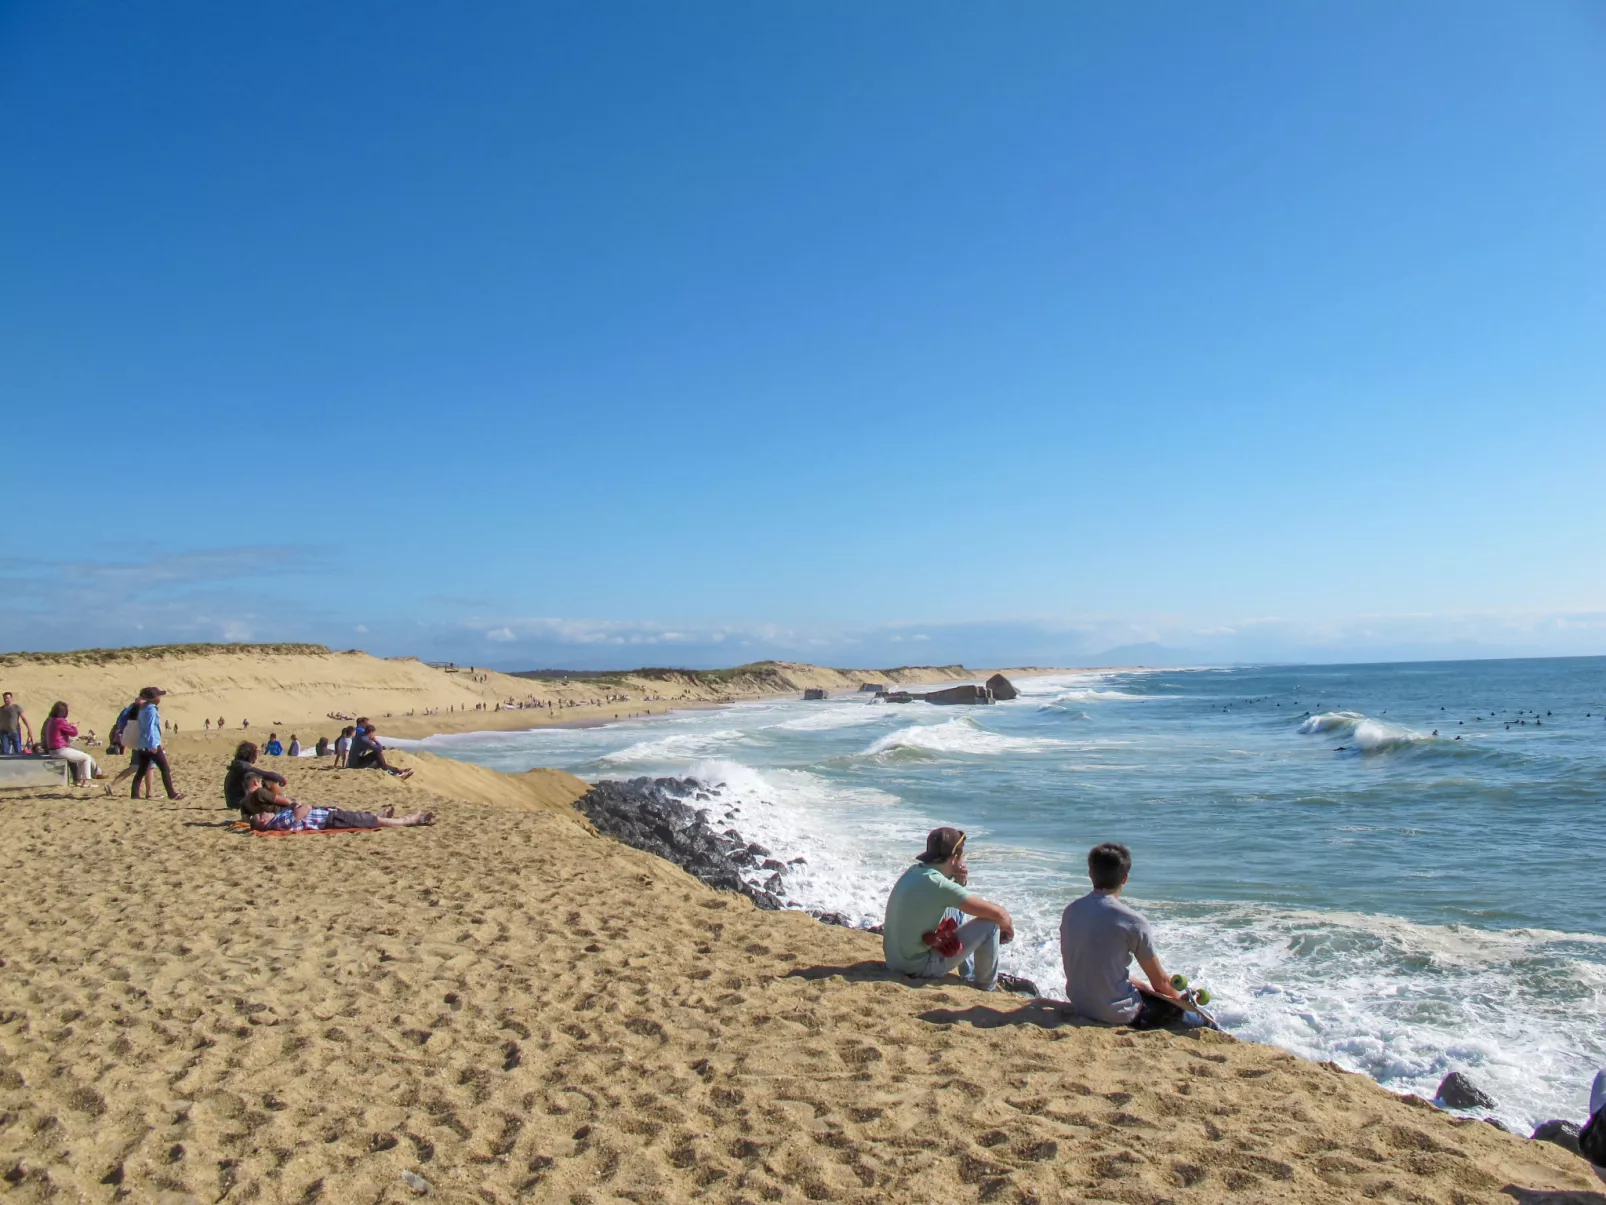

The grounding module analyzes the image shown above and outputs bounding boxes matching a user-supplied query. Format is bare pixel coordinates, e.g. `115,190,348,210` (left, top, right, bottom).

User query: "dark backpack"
1581,1107,1606,1167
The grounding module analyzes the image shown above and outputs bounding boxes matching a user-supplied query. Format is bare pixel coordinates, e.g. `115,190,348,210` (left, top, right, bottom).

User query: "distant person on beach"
224,741,287,812
247,800,434,832
1059,842,1187,1028
264,733,284,756
287,735,301,757
0,692,33,755
41,702,100,786
347,719,412,778
881,827,1014,991
125,687,183,799
334,726,353,768
315,735,330,757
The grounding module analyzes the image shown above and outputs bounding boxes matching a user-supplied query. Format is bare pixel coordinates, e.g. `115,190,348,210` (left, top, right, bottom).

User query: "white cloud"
486,627,517,642
355,624,368,633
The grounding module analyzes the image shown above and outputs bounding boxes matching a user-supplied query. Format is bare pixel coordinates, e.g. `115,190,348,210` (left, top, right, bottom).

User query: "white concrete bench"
0,755,72,789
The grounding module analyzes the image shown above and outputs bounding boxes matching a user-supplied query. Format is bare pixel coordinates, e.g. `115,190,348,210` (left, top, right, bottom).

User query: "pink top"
42,718,78,751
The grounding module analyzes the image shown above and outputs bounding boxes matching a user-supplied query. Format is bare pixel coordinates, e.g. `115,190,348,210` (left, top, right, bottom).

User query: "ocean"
391,656,1606,1132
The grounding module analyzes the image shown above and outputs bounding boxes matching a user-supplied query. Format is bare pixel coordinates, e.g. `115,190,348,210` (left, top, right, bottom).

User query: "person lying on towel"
246,796,435,832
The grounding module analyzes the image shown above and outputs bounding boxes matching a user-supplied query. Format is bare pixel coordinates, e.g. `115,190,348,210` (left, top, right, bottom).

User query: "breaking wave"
1298,711,1430,753
863,716,1064,758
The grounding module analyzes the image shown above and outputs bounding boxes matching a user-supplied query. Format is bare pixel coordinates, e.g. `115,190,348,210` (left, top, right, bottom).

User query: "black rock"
995,972,1039,997
762,872,785,895
761,859,786,871
1436,1072,1497,1110
789,856,807,865
810,911,853,927
866,923,884,935
574,778,795,912
1531,1119,1581,1155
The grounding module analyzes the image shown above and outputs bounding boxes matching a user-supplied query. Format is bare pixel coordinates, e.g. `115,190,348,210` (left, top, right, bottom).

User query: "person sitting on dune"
264,732,284,756
224,741,288,811
246,797,434,832
347,719,412,778
882,827,1014,991
1060,842,1189,1028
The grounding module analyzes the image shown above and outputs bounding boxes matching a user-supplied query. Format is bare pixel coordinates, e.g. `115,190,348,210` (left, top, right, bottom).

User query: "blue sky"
4,2,1604,668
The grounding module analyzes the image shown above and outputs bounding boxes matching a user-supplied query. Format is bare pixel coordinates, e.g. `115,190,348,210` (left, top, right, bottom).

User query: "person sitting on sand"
264,732,284,756
347,719,412,778
41,702,101,786
1059,842,1188,1028
334,725,353,767
224,741,288,811
314,734,330,757
882,827,1014,991
247,799,434,832
287,734,301,757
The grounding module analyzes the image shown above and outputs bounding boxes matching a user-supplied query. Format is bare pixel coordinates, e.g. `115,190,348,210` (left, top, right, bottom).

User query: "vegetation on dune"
511,661,968,687
0,642,334,667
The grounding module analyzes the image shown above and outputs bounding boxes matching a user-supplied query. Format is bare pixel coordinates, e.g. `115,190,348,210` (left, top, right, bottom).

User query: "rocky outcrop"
1531,1119,1582,1155
922,684,993,705
985,673,1018,701
574,777,787,911
1436,1072,1497,1110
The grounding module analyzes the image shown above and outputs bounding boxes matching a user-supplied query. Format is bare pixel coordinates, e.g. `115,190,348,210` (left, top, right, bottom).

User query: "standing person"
1059,843,1188,1028
42,702,100,786
334,725,353,768
347,719,412,778
103,694,148,796
130,687,183,800
287,734,301,757
881,827,1014,991
0,692,33,755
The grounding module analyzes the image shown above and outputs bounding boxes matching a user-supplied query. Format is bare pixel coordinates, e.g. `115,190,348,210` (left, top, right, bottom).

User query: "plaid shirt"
263,806,331,832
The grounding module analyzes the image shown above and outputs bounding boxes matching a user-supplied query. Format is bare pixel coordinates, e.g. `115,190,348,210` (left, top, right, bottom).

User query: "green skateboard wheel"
1170,973,1189,991
1195,989,1211,1006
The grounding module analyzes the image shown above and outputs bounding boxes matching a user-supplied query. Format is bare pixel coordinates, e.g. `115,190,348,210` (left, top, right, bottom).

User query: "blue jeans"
915,907,1000,990
0,732,22,755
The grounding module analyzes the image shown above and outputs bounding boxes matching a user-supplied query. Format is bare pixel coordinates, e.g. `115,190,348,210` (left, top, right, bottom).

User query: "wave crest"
1298,711,1428,753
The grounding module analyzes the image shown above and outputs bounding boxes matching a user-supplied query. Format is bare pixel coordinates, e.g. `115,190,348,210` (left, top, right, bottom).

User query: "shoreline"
0,744,1597,1201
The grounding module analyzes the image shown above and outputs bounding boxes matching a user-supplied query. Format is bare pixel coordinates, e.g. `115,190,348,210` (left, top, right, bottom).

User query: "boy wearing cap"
882,826,1014,991
129,686,183,800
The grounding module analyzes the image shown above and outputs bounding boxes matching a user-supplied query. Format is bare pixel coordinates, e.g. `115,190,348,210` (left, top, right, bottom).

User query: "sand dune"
0,645,985,742
0,747,1599,1204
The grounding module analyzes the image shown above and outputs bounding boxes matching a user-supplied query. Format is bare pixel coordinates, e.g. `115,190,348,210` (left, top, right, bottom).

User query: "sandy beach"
1,736,1601,1203
0,646,1043,745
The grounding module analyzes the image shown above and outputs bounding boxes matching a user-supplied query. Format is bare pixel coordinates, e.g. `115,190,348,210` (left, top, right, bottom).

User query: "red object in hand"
922,916,963,959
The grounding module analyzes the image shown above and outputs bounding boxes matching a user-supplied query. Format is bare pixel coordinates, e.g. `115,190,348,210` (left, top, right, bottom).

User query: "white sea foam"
772,704,895,733
1298,711,1429,752
599,728,750,764
863,716,1064,758
683,759,924,927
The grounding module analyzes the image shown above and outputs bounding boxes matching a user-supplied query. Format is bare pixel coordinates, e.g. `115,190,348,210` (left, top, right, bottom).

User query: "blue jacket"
137,703,162,751
265,739,284,756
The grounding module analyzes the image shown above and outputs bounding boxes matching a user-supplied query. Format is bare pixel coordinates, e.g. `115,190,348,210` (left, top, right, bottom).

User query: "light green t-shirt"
882,862,971,972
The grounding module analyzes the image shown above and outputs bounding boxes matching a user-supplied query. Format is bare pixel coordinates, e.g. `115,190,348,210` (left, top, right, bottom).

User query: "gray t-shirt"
1059,891,1156,1024
0,703,21,735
